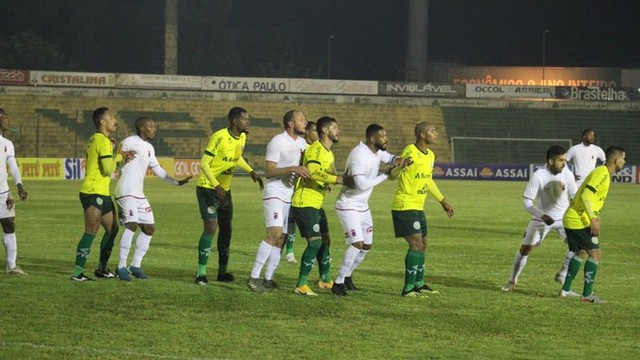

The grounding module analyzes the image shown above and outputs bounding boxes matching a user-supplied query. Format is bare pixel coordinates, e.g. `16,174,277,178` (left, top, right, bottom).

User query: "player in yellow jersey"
72,107,134,281
391,122,455,297
292,116,351,296
194,107,263,285
560,146,625,303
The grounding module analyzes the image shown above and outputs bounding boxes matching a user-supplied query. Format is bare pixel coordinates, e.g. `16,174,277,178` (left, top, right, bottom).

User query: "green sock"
414,251,426,288
98,230,117,272
285,233,295,255
197,232,213,276
74,232,96,276
317,242,331,282
404,249,422,292
583,258,599,297
296,239,321,287
562,256,583,292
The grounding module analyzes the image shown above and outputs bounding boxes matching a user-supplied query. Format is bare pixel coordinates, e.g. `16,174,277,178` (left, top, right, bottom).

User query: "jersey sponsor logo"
366,226,373,233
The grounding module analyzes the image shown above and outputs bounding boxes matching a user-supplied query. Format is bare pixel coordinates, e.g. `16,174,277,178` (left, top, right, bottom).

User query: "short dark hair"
92,107,110,128
582,128,594,136
366,124,384,138
135,116,153,135
228,107,247,123
316,116,336,136
546,145,566,161
306,121,316,131
282,110,298,128
605,146,625,161
0,109,6,116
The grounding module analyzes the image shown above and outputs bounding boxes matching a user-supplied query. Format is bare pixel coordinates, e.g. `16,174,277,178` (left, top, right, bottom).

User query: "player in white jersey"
501,145,578,293
114,117,190,281
566,128,606,187
247,110,310,292
0,109,28,276
331,124,408,295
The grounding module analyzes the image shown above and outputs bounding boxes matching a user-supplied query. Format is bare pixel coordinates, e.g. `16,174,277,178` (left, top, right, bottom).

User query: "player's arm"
198,151,221,188
426,177,454,217
265,161,310,179
237,156,263,190
307,161,343,185
150,164,190,185
579,184,601,235
6,156,27,200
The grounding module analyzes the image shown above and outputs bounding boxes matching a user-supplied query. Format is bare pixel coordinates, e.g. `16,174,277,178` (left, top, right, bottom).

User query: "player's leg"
115,197,137,280
561,228,588,295
580,245,603,302
1,193,25,275
195,187,219,285
502,221,544,291
554,226,574,285
285,214,297,263
96,201,118,278
332,209,364,295
293,207,322,296
344,211,374,290
249,199,281,287
129,199,155,279
392,210,428,297
316,209,332,287
216,191,234,282
72,194,104,280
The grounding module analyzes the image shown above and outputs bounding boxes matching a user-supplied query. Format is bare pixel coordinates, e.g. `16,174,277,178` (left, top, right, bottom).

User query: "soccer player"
561,146,625,303
292,116,350,296
501,145,578,293
72,107,134,281
114,117,191,281
391,122,454,298
332,124,409,296
284,120,318,264
194,107,263,285
0,109,29,276
566,129,606,187
247,110,310,292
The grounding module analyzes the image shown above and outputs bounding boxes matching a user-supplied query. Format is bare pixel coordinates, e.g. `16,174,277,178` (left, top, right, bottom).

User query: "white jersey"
566,143,605,184
263,131,307,202
523,166,577,221
0,134,18,194
116,135,162,198
335,142,395,211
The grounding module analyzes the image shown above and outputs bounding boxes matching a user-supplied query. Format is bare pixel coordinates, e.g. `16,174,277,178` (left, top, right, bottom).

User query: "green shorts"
79,193,114,214
196,186,233,220
392,210,427,238
565,228,601,251
291,207,328,239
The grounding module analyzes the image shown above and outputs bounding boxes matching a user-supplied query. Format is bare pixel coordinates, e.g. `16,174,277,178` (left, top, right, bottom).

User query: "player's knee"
141,224,155,236
362,243,372,251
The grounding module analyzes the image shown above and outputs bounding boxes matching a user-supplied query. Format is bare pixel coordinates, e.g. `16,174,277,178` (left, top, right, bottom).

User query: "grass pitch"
1,178,639,359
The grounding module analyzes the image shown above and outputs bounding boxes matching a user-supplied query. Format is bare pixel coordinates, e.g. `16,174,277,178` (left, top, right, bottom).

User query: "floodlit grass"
1,178,639,359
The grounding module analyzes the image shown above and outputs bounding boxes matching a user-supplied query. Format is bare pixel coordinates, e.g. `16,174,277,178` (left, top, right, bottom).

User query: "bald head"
414,122,433,137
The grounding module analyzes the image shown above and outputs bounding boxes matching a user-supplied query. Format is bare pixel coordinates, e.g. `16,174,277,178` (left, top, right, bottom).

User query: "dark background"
1,0,639,80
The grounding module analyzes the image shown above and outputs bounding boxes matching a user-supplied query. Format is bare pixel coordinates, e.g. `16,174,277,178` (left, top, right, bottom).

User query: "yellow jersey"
197,128,253,190
392,144,444,211
563,165,611,229
80,132,113,196
292,141,338,209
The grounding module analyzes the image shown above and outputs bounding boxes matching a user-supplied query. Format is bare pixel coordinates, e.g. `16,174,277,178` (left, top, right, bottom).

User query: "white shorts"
335,208,373,245
521,219,566,246
263,197,291,229
117,196,154,225
0,192,16,219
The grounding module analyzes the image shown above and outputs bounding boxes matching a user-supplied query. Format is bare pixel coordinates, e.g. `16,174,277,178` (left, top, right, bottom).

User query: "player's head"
228,106,250,133
305,121,318,144
414,122,438,145
366,123,388,151
581,128,595,145
0,109,10,131
605,146,626,172
283,110,306,136
92,107,117,133
135,116,157,141
316,116,339,144
545,145,567,174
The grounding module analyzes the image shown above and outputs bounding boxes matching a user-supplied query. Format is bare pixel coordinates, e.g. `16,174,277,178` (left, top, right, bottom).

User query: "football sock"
510,252,528,283
347,249,369,277
131,232,152,268
3,233,17,268
558,250,575,278
264,245,282,281
74,232,96,275
404,249,421,292
335,245,360,283
296,239,321,286
562,256,584,292
217,232,231,275
583,258,599,297
317,241,331,282
118,228,135,269
414,251,426,288
98,230,117,272
197,232,213,276
250,240,273,278
285,233,296,255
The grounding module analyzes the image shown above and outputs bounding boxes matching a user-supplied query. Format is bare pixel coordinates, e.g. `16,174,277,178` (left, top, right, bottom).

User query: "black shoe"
94,268,116,278
263,279,278,290
195,274,209,285
344,276,360,291
71,273,95,282
217,272,235,282
331,282,349,296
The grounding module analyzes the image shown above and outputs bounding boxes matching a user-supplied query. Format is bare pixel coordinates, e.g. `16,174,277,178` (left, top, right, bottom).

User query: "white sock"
3,233,17,268
118,228,135,269
347,249,369,277
558,250,575,278
335,245,360,284
509,253,528,283
250,240,273,279
131,232,152,268
264,246,282,281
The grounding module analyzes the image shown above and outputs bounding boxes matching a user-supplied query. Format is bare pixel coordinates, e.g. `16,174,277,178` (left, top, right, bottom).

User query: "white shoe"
580,294,606,304
554,272,566,285
5,265,28,276
559,289,580,298
285,253,297,264
501,281,516,292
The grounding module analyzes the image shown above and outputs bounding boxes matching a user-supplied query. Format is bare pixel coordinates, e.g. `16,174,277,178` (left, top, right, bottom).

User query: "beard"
374,143,387,151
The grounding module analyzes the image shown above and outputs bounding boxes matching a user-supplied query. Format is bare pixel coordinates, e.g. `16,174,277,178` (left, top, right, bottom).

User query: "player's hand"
575,174,581,181
215,185,227,203
341,174,356,189
122,150,137,163
6,196,15,209
440,200,455,217
590,217,600,236
177,176,192,186
17,183,28,200
250,171,264,190
292,166,310,179
540,214,554,226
